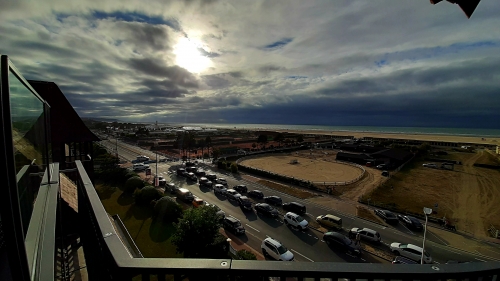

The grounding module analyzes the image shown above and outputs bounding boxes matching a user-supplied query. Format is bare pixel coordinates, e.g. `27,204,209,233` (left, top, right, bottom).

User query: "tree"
134,186,162,205
257,134,268,149
212,147,221,160
135,127,149,136
274,133,285,147
205,136,212,157
124,177,144,193
172,206,224,258
197,139,206,160
230,163,238,173
154,197,183,222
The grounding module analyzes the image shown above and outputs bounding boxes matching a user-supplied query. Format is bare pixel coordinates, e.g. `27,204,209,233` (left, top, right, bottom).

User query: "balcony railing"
58,160,500,281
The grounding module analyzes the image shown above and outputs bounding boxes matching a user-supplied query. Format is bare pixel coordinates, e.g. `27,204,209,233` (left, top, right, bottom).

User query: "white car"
132,163,149,171
390,243,432,264
226,189,241,201
213,184,228,195
261,237,294,261
422,163,438,168
283,212,309,231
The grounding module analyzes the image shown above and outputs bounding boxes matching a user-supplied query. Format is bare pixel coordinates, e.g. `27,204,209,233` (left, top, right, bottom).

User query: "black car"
254,203,279,217
185,161,196,167
195,169,206,176
375,209,399,225
176,168,186,177
323,232,361,256
283,202,306,215
166,183,179,194
223,217,245,235
238,196,253,211
398,215,423,230
264,196,283,206
248,190,264,199
392,256,418,264
206,173,217,181
234,184,248,193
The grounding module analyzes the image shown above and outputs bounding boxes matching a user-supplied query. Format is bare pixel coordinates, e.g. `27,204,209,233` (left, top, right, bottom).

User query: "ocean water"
176,123,500,138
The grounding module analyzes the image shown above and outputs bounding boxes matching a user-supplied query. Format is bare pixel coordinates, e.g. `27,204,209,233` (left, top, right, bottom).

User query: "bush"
123,170,139,180
230,163,238,173
135,186,162,205
236,250,256,260
154,196,183,222
124,177,145,193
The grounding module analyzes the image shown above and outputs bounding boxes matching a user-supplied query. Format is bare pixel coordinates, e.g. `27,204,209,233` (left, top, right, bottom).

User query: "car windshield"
277,245,288,254
296,215,304,222
233,221,241,227
385,211,395,218
263,205,272,211
342,236,352,245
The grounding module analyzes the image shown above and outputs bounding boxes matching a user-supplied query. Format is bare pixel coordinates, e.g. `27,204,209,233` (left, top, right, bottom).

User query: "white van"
133,163,149,171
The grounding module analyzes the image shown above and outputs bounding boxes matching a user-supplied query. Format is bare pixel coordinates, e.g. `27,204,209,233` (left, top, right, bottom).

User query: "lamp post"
421,207,432,264
155,141,158,187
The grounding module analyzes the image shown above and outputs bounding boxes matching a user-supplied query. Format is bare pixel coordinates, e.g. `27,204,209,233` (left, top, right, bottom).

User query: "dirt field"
240,155,363,183
366,150,500,238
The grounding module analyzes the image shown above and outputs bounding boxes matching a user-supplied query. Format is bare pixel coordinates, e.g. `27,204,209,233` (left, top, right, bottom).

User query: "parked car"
398,215,423,231
159,158,167,162
207,203,225,219
192,197,206,208
133,163,149,171
390,243,432,264
349,228,381,243
186,166,197,173
323,232,361,256
261,237,294,261
176,168,186,176
376,164,387,170
176,188,194,202
282,202,306,215
375,209,399,225
381,170,389,177
316,214,343,230
222,217,245,235
226,189,241,201
422,163,438,168
186,172,197,182
238,196,253,211
215,178,228,187
195,169,206,176
264,196,283,206
206,173,217,181
254,203,279,217
213,184,228,195
248,190,264,199
166,183,178,194
392,256,418,264
199,177,212,188
185,161,195,167
233,184,248,193
283,212,309,231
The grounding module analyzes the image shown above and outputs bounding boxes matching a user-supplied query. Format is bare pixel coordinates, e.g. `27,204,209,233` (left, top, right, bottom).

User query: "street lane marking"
400,223,414,236
475,258,487,262
290,249,314,262
320,240,325,243
361,258,366,261
427,230,449,246
313,237,318,240
245,224,260,232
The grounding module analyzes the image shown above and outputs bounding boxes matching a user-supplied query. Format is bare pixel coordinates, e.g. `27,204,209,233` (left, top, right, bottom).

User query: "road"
99,138,500,264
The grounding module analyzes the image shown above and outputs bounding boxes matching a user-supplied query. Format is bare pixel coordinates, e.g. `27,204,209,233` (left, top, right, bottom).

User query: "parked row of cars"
374,209,424,231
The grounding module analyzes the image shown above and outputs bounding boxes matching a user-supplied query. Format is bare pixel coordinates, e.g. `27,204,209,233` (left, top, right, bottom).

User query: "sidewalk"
220,229,265,260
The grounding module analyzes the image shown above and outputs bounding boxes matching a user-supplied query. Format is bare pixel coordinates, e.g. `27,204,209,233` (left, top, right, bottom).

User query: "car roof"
257,203,270,207
225,217,239,223
239,196,249,200
324,231,344,239
325,214,341,220
286,212,300,218
406,244,423,252
251,190,262,193
287,202,304,207
264,237,282,247
227,189,236,193
360,228,377,234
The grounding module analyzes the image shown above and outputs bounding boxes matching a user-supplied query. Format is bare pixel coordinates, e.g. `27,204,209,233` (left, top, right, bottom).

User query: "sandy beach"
273,129,500,146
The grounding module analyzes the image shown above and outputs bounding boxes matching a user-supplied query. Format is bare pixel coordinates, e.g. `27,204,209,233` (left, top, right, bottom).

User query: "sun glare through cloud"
174,37,211,74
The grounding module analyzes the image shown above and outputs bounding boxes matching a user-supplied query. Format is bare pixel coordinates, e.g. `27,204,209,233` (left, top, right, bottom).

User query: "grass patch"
256,180,317,199
96,183,181,258
356,206,387,226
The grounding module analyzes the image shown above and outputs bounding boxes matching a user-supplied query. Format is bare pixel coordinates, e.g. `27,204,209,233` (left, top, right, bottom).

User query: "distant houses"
336,148,413,167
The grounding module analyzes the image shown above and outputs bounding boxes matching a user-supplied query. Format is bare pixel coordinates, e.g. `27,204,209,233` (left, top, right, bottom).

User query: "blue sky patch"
263,38,293,50
91,11,182,31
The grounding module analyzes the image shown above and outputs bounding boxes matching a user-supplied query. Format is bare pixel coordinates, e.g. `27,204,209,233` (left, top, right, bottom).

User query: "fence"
489,225,499,239
311,160,365,186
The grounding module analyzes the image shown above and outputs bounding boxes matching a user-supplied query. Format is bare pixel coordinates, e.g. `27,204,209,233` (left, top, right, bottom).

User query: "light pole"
155,141,158,187
421,207,432,264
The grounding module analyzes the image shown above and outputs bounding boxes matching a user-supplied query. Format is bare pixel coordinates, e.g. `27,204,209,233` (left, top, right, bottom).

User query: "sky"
1,0,500,128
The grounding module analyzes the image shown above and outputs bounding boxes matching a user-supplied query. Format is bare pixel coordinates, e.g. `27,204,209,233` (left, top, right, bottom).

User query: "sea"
172,123,500,138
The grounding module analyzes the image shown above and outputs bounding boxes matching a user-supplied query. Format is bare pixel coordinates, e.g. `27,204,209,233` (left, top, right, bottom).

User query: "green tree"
274,133,285,147
230,163,238,173
257,134,268,149
154,197,183,222
212,147,221,160
172,206,224,258
135,186,162,205
124,177,144,193
205,136,212,157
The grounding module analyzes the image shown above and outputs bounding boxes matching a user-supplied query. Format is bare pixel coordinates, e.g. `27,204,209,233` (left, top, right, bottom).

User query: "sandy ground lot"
240,155,363,183
367,150,500,238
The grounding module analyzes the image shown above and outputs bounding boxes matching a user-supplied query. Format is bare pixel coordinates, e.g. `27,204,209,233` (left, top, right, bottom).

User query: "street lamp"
421,207,432,264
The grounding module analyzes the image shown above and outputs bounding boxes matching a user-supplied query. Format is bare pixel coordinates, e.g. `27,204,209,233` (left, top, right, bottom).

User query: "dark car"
283,202,306,215
398,215,423,230
199,177,213,189
323,231,361,256
206,173,217,181
392,256,418,264
375,209,399,225
223,217,245,235
238,196,253,211
185,161,195,167
234,184,248,193
248,190,264,199
176,168,186,177
254,203,279,217
166,183,179,194
186,166,197,173
264,196,283,206
195,169,206,176
186,172,197,182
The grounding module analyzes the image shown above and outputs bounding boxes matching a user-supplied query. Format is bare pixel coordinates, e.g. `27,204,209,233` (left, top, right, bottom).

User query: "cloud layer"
1,0,500,128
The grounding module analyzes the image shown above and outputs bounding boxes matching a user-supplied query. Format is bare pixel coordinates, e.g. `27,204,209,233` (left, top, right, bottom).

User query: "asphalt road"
99,138,500,264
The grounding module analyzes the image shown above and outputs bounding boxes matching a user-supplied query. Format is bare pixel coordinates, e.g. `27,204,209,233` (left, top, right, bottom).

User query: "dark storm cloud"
258,65,285,74
228,71,243,78
202,74,230,89
116,22,170,51
128,57,199,88
262,38,293,50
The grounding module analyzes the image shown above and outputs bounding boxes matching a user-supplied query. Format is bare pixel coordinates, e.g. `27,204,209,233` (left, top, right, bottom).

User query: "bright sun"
173,37,211,74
